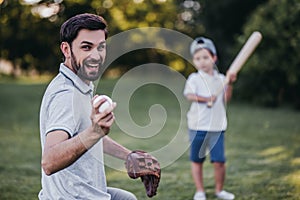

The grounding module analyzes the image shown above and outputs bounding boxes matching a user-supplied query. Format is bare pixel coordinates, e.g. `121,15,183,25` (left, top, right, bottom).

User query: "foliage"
0,0,297,108
0,0,187,73
186,0,268,71
0,0,61,73
236,0,300,108
0,0,266,73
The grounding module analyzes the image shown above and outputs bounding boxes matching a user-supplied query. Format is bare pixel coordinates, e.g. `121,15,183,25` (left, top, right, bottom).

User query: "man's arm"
103,136,131,160
42,128,101,175
41,98,115,175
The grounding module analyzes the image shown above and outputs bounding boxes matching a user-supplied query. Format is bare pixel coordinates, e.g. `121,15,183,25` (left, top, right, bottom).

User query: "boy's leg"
214,163,235,200
107,187,137,200
189,130,207,192
209,132,234,199
191,162,205,192
214,162,225,193
208,131,226,193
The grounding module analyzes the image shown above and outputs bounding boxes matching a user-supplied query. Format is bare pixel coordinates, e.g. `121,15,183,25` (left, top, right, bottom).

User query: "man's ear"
60,42,71,59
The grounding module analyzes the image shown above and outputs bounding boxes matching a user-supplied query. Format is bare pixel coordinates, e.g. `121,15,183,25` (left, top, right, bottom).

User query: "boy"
183,37,236,200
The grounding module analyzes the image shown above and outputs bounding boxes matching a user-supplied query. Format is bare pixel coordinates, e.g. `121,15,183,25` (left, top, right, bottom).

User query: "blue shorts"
189,130,226,163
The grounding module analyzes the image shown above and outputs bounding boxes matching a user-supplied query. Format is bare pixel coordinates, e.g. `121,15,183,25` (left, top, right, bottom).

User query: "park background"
1,0,300,199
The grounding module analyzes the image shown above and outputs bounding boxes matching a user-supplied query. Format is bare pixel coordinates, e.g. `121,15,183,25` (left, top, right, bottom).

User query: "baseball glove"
125,150,161,198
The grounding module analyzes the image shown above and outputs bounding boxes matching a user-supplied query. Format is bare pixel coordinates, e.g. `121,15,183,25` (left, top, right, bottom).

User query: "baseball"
93,95,113,113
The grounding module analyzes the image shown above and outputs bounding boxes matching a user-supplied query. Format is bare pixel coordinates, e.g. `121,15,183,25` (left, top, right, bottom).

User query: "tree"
180,0,268,72
1,0,267,74
0,0,63,74
235,0,300,108
0,0,186,74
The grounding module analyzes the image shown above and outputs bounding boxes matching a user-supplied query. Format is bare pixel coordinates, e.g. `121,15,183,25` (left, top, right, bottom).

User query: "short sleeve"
183,74,197,96
45,89,78,137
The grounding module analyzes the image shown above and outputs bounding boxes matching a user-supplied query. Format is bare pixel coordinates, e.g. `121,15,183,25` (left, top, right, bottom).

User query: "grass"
0,79,300,199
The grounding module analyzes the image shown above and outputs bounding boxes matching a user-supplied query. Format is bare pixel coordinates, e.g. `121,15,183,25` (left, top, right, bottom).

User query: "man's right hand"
91,95,116,136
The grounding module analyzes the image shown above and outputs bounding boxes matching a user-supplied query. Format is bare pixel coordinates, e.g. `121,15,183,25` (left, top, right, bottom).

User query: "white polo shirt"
39,64,110,199
183,70,227,131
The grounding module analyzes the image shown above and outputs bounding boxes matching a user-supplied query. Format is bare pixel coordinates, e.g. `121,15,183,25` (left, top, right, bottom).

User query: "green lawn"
0,80,300,199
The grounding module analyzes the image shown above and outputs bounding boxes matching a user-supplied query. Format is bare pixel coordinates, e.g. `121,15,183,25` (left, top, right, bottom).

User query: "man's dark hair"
60,13,108,44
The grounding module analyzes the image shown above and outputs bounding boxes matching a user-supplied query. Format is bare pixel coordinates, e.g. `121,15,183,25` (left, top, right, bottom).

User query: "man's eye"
82,45,91,50
98,44,106,51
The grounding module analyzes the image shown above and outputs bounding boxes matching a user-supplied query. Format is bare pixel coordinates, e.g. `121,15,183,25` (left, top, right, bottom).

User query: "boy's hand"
209,95,217,103
226,71,237,84
206,95,217,107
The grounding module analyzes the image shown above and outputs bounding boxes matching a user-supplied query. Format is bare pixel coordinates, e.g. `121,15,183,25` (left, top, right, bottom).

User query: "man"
39,13,137,199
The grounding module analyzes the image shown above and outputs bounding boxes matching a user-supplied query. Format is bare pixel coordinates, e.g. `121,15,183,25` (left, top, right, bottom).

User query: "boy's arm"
224,84,233,103
185,93,216,103
224,71,237,103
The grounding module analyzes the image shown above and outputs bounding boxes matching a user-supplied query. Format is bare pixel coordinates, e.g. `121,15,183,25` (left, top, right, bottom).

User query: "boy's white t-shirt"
183,70,227,131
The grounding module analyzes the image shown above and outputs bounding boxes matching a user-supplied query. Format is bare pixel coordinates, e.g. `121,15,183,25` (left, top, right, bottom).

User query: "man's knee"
107,187,137,200
125,191,137,200
121,190,137,200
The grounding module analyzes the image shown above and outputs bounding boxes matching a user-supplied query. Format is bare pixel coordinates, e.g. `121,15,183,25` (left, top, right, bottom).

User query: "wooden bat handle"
228,31,262,74
207,31,262,108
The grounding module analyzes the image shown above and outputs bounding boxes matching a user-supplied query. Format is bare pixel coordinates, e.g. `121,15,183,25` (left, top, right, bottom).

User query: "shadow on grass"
225,104,300,200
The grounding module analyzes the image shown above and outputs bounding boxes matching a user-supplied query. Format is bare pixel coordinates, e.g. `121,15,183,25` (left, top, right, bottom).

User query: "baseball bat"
207,31,263,107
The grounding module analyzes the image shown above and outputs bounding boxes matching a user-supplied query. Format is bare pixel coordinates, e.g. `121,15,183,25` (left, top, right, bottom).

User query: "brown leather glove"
125,150,161,198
